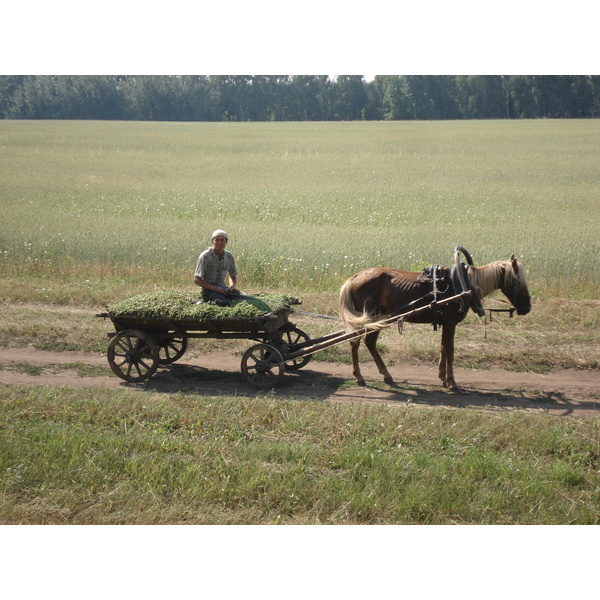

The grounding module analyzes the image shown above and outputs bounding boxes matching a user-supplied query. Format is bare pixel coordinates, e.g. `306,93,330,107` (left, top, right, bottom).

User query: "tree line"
1,75,599,121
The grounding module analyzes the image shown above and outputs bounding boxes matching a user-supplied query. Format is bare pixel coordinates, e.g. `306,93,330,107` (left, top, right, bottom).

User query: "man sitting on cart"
194,229,241,306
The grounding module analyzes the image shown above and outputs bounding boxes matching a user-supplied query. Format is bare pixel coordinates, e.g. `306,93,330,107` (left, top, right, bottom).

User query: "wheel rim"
241,343,285,388
282,327,312,371
158,337,188,364
107,330,159,382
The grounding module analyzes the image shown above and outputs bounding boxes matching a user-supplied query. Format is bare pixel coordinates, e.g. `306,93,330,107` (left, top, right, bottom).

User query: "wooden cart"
97,290,472,388
97,305,313,388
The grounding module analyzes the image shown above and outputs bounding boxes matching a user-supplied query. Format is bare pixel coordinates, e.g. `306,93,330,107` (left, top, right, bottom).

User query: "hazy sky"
3,2,593,75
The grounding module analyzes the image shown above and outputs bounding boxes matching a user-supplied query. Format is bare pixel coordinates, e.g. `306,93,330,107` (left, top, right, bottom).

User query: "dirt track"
1,347,599,417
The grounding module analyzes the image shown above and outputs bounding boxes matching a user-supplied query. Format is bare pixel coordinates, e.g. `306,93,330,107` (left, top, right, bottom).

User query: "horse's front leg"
439,323,459,390
364,331,395,385
350,338,366,386
438,339,448,386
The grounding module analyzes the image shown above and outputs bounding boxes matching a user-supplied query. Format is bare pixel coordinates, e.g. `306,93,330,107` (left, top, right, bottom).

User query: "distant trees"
4,75,127,120
1,75,599,121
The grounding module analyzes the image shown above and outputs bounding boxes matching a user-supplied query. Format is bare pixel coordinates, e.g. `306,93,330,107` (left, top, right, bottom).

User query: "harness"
292,246,515,333
416,253,485,330
415,265,448,330
451,246,485,317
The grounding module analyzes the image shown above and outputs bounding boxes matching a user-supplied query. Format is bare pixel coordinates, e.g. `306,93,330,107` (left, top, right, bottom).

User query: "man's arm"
194,275,227,295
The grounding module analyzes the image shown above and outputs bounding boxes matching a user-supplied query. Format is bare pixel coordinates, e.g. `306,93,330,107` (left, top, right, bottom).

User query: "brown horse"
338,253,531,390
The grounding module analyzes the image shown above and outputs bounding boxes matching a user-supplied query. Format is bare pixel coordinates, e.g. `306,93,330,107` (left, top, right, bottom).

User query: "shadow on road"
123,361,599,415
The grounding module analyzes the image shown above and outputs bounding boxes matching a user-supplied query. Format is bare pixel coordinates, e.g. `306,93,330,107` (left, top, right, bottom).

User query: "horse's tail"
339,279,384,332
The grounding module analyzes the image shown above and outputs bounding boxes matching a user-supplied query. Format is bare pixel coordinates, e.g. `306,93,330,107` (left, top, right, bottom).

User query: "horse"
338,251,531,390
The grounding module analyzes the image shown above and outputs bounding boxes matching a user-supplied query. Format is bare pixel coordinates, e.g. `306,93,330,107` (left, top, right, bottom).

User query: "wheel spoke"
137,358,152,372
115,339,130,354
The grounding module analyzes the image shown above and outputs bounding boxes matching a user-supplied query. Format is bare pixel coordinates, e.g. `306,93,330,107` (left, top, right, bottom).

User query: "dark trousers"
202,287,252,306
201,288,233,306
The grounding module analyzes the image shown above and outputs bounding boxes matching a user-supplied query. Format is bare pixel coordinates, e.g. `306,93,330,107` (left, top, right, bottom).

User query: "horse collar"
451,263,485,317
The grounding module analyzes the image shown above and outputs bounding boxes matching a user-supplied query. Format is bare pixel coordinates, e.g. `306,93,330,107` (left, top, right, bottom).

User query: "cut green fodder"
106,290,300,320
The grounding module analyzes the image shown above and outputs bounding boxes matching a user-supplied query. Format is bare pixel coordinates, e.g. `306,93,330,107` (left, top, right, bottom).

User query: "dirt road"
1,346,599,416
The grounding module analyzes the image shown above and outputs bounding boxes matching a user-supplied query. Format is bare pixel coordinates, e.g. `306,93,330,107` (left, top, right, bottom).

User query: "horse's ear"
510,254,518,272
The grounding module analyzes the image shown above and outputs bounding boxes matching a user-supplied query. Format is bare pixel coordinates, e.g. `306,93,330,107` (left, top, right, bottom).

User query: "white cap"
211,229,228,240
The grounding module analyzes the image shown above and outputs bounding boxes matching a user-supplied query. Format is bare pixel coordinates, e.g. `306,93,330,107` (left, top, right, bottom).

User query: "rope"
289,308,342,321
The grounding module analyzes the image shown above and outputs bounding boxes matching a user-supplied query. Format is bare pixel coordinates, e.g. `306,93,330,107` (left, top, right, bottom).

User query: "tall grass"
1,119,599,299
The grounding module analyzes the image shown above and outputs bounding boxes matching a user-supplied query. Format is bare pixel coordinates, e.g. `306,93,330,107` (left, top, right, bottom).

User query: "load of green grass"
106,290,300,321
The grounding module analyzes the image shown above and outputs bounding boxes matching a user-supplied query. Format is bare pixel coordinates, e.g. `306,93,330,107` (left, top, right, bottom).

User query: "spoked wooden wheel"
241,343,285,388
282,327,312,371
158,336,188,364
107,329,160,383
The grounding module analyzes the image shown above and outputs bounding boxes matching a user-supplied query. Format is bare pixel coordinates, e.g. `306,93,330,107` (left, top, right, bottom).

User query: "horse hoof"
356,379,367,387
384,377,395,386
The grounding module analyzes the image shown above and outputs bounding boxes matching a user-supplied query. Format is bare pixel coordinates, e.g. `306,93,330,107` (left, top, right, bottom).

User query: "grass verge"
1,384,598,524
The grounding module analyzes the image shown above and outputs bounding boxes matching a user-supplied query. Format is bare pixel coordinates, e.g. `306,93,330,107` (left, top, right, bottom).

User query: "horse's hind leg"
349,338,366,386
364,331,395,385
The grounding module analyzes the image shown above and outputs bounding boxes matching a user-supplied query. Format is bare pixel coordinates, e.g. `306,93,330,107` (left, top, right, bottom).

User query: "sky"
2,1,596,75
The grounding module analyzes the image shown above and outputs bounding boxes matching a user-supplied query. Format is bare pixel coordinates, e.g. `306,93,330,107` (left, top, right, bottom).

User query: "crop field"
0,120,599,530
1,119,599,299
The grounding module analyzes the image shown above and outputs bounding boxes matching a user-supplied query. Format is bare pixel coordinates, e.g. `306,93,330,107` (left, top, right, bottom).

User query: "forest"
1,75,599,121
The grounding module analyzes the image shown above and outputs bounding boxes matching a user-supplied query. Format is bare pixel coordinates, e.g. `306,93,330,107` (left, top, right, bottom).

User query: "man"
194,229,240,306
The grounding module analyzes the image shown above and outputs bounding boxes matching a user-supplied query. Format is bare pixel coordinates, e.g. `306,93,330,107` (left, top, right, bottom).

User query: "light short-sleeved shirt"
194,248,237,288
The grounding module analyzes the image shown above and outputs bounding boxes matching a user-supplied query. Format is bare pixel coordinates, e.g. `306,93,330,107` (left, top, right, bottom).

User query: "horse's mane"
468,259,527,300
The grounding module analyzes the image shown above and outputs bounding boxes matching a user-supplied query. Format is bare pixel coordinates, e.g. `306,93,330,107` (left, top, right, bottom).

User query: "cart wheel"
158,337,188,364
282,327,312,371
241,343,285,388
107,329,160,383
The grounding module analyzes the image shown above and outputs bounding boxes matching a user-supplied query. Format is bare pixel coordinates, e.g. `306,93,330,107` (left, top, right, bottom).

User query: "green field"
1,119,599,299
1,120,599,527
1,385,598,525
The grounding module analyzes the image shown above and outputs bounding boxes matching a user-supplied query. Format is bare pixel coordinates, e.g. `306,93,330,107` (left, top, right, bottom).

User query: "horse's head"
501,255,531,315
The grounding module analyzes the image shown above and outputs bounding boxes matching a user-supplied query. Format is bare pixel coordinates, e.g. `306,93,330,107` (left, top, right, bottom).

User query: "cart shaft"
284,290,472,361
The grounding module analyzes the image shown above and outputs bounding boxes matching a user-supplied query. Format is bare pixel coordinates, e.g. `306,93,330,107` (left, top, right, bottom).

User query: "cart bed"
97,306,292,336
